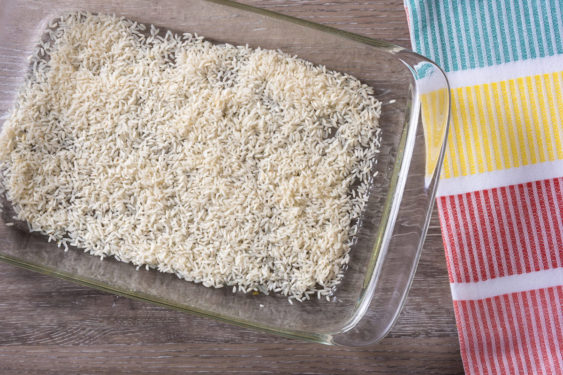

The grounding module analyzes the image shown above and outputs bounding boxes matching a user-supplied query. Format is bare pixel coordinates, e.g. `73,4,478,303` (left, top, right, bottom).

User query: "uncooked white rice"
0,12,381,300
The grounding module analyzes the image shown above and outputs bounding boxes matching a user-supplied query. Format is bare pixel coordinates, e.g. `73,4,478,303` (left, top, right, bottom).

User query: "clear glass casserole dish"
0,0,450,346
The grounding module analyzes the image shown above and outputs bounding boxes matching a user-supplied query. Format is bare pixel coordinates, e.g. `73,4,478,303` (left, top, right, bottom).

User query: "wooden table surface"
0,1,464,374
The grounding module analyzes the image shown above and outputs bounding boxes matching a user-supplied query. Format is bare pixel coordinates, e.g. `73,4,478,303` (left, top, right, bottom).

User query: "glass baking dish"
0,0,449,346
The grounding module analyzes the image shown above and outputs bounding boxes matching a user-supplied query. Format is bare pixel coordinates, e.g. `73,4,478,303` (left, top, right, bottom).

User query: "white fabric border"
447,54,563,89
436,159,563,197
450,267,563,301
417,54,563,95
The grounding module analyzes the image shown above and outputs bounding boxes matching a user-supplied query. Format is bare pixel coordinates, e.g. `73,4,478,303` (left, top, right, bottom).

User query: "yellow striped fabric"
421,88,449,178
422,71,563,179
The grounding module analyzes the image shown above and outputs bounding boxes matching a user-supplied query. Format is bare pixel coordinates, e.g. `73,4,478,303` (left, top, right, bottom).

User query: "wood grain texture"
0,1,463,374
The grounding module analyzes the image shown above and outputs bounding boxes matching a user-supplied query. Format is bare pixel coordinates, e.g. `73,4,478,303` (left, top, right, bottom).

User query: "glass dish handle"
333,50,450,346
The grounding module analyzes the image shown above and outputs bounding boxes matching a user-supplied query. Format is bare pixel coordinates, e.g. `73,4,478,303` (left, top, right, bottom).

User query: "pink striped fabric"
454,286,563,375
437,178,563,283
436,178,563,374
439,189,563,372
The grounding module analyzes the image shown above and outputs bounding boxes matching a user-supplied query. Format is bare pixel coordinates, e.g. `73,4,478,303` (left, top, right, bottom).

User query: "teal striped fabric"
405,0,563,72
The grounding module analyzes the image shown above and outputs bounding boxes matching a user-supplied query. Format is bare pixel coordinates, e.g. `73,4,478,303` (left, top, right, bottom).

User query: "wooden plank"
0,340,463,375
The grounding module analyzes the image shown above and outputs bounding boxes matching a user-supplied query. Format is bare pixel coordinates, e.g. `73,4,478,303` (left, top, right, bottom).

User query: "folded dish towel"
404,1,563,373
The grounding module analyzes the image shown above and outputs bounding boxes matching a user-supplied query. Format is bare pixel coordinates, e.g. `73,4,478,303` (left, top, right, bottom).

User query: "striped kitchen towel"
404,1,563,374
